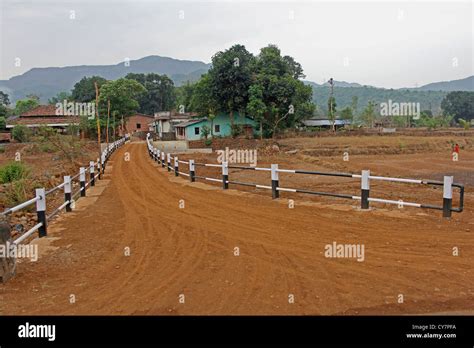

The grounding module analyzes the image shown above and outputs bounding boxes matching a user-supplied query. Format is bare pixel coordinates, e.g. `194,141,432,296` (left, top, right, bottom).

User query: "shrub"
12,124,31,143
0,161,30,184
0,145,5,153
3,178,38,207
204,138,212,147
231,124,243,138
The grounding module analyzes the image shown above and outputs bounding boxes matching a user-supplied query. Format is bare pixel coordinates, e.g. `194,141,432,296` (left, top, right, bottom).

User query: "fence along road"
1,141,473,315
147,134,464,218
0,136,128,283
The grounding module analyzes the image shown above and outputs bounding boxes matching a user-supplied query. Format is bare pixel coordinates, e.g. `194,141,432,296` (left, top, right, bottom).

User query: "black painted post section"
222,162,228,189
80,167,86,197
361,170,370,209
35,188,47,237
443,176,453,218
189,160,195,182
271,164,279,199
90,161,95,187
167,154,171,172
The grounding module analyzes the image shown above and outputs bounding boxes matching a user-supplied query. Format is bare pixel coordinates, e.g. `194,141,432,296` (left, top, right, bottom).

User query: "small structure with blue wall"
175,112,256,141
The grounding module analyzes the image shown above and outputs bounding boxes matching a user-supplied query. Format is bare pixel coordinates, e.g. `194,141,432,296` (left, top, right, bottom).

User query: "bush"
231,124,243,138
204,138,212,147
0,161,30,184
12,124,31,143
0,145,5,153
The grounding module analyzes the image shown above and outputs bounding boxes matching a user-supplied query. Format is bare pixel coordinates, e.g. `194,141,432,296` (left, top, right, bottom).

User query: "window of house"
194,127,200,135
136,123,141,129
214,124,220,133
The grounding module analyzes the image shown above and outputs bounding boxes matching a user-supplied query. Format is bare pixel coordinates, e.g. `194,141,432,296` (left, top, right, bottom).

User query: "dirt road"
1,142,472,315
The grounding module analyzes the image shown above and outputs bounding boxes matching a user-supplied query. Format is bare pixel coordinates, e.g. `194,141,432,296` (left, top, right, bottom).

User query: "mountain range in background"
0,55,472,114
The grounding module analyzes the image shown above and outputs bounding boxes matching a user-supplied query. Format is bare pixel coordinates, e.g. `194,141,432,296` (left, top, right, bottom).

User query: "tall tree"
98,78,146,129
125,73,176,114
441,91,474,122
0,91,10,106
208,44,256,125
248,44,314,138
72,76,107,102
361,101,377,128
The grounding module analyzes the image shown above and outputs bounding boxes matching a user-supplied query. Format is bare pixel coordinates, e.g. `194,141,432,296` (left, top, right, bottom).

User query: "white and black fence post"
80,167,86,197
189,160,195,182
271,164,279,199
361,170,370,209
161,152,165,168
174,157,179,177
443,175,453,218
36,188,47,237
157,149,161,164
167,153,171,172
90,161,95,187
97,157,101,180
64,175,72,212
222,162,229,189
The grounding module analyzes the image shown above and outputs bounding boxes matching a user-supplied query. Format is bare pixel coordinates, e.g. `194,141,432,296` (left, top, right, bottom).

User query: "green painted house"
175,112,257,141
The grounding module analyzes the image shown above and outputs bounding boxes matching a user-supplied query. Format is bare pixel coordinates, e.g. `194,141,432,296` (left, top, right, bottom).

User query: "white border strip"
368,197,421,207
369,176,422,184
13,222,43,245
256,185,272,189
277,187,297,192
205,177,222,182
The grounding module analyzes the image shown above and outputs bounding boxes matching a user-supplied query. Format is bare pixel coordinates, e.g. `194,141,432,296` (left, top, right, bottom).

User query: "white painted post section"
443,175,453,218
271,164,279,199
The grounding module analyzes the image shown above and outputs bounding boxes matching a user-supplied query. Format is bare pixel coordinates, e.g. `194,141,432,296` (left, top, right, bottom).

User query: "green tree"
190,74,219,116
72,76,107,102
0,91,10,106
441,91,474,122
351,96,358,117
246,84,267,139
208,44,256,126
0,116,6,130
175,82,196,113
361,101,376,128
15,98,39,115
340,106,353,123
250,44,314,138
98,78,146,123
48,91,72,105
125,73,176,114
458,118,470,130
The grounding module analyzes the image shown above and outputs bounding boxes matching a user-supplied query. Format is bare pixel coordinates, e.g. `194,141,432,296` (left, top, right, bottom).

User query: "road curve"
1,142,472,315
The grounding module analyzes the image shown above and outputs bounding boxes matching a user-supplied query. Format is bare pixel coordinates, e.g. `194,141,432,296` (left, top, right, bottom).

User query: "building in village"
175,112,256,141
6,105,80,132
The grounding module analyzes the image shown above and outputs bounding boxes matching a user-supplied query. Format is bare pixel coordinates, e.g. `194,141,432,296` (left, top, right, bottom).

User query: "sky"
0,0,472,88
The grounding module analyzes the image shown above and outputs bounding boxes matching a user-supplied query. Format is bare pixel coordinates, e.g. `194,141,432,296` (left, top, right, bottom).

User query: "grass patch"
0,161,30,184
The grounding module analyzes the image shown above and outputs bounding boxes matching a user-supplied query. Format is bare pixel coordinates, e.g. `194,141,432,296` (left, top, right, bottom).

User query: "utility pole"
328,78,335,132
94,82,101,161
106,99,110,147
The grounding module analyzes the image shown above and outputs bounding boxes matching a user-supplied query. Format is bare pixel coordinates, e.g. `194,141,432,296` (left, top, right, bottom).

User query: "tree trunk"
229,110,234,127
260,120,263,140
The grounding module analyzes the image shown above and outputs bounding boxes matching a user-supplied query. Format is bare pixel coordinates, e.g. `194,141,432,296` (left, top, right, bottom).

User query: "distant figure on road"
452,143,460,161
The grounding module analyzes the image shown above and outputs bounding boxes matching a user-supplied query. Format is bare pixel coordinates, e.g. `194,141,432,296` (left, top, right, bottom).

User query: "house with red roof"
6,105,81,132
